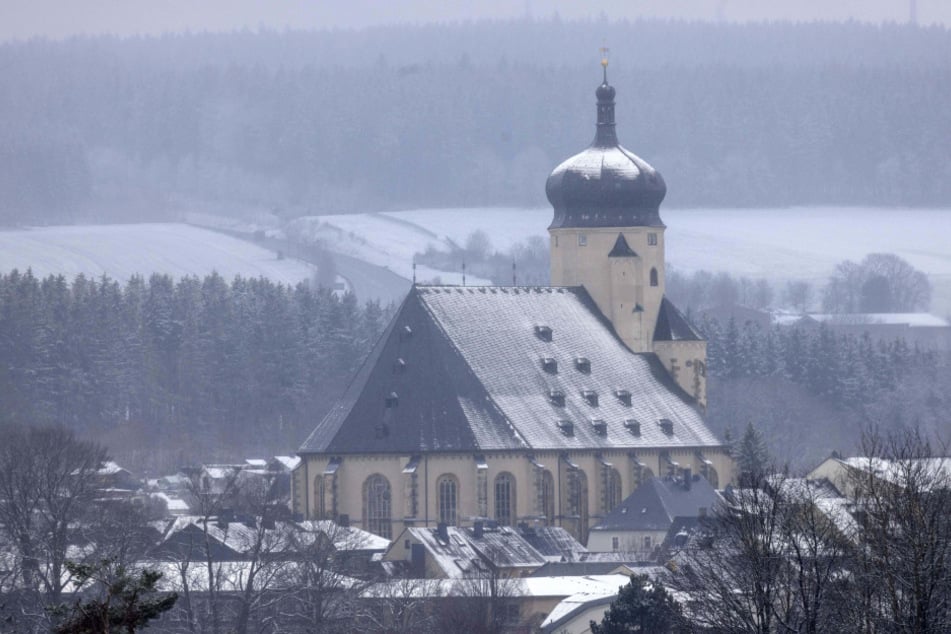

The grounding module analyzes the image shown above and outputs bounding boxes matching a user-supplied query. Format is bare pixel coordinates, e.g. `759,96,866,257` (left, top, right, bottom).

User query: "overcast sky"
1,0,947,42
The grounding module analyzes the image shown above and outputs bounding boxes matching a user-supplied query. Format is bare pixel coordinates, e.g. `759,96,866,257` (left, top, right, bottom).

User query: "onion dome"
546,62,666,229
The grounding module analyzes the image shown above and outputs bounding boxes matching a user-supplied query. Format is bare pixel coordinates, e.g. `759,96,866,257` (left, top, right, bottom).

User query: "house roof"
517,525,588,561
590,475,722,533
301,286,719,455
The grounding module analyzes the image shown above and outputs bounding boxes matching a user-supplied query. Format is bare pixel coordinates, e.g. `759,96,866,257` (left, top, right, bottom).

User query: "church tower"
546,57,707,407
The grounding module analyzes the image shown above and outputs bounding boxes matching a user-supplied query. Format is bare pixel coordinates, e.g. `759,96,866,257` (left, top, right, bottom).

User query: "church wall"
549,227,665,353
652,340,708,409
297,445,733,543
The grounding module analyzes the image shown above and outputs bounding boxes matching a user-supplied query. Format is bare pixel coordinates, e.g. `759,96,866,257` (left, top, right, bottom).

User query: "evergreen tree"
590,574,683,634
734,422,770,487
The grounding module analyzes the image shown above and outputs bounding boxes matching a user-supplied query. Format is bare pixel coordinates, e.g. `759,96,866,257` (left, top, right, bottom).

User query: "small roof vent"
541,358,558,374
534,325,553,342
659,419,674,435
401,325,413,340
393,358,407,373
385,392,399,408
556,420,574,437
574,357,591,373
624,419,641,436
582,389,599,407
374,424,389,439
549,389,565,407
615,389,632,406
590,419,607,436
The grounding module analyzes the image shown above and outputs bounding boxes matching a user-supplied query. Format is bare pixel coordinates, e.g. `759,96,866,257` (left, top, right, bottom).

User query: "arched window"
562,468,589,542
494,473,516,526
313,475,326,519
541,470,555,525
437,474,458,526
603,468,622,513
650,267,659,287
363,474,392,539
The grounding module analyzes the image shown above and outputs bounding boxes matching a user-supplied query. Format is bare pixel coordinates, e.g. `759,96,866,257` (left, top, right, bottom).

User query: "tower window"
578,234,587,246
648,232,657,246
650,268,659,287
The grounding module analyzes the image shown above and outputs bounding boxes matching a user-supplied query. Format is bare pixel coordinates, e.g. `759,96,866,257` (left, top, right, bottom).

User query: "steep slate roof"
301,286,719,454
654,297,702,342
590,475,721,533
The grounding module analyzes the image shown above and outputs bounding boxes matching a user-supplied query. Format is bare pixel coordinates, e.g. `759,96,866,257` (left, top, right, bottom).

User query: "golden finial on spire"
599,45,610,82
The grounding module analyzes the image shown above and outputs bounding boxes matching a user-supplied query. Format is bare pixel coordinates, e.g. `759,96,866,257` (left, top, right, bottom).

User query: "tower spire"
594,47,617,147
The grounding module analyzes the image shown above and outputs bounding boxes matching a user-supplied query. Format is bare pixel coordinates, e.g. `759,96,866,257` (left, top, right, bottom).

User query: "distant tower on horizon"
545,54,708,407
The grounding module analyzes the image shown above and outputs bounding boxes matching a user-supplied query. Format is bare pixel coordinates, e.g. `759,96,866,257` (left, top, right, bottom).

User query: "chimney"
683,468,692,490
474,521,484,539
437,522,449,543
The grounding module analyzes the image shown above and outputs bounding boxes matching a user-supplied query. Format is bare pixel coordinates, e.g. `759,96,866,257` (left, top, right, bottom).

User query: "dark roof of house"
590,475,722,533
301,286,718,454
654,297,703,342
517,525,588,561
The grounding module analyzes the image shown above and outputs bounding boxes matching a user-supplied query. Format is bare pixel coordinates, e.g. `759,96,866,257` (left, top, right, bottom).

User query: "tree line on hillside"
700,316,950,468
2,20,951,224
0,270,389,469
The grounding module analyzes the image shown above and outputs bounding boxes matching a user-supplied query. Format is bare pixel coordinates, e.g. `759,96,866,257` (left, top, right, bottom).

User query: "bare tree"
842,429,951,633
0,425,108,628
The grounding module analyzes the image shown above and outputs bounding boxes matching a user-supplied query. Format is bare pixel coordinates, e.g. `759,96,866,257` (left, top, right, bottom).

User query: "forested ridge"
2,18,950,224
700,316,951,468
0,270,388,469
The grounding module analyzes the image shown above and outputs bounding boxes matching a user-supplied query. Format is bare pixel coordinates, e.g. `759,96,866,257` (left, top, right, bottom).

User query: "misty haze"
0,3,950,633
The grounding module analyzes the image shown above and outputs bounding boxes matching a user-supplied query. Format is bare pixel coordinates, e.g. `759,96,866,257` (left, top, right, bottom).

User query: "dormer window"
590,419,607,436
385,392,399,408
557,420,574,436
574,357,591,374
534,325,553,342
624,419,641,435
615,389,632,406
582,390,598,407
659,419,674,435
549,389,565,407
541,358,558,374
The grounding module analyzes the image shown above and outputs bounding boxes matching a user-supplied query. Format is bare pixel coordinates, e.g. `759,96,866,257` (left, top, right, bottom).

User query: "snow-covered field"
0,223,315,284
298,206,951,314
5,207,950,315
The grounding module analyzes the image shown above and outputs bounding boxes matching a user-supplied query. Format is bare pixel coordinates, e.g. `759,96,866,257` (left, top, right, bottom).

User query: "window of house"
437,474,458,526
612,536,619,551
644,535,652,550
647,232,657,246
494,472,516,526
363,474,392,539
650,268,658,287
578,234,587,246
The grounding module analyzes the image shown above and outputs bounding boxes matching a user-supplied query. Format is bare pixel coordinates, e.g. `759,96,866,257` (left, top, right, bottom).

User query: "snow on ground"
299,206,951,314
0,223,315,284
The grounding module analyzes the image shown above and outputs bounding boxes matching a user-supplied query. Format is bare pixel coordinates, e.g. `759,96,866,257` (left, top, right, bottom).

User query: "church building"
293,60,733,543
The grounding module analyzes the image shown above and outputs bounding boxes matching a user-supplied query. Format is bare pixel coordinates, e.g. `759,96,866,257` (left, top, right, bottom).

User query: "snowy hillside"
296,206,951,314
0,224,315,284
